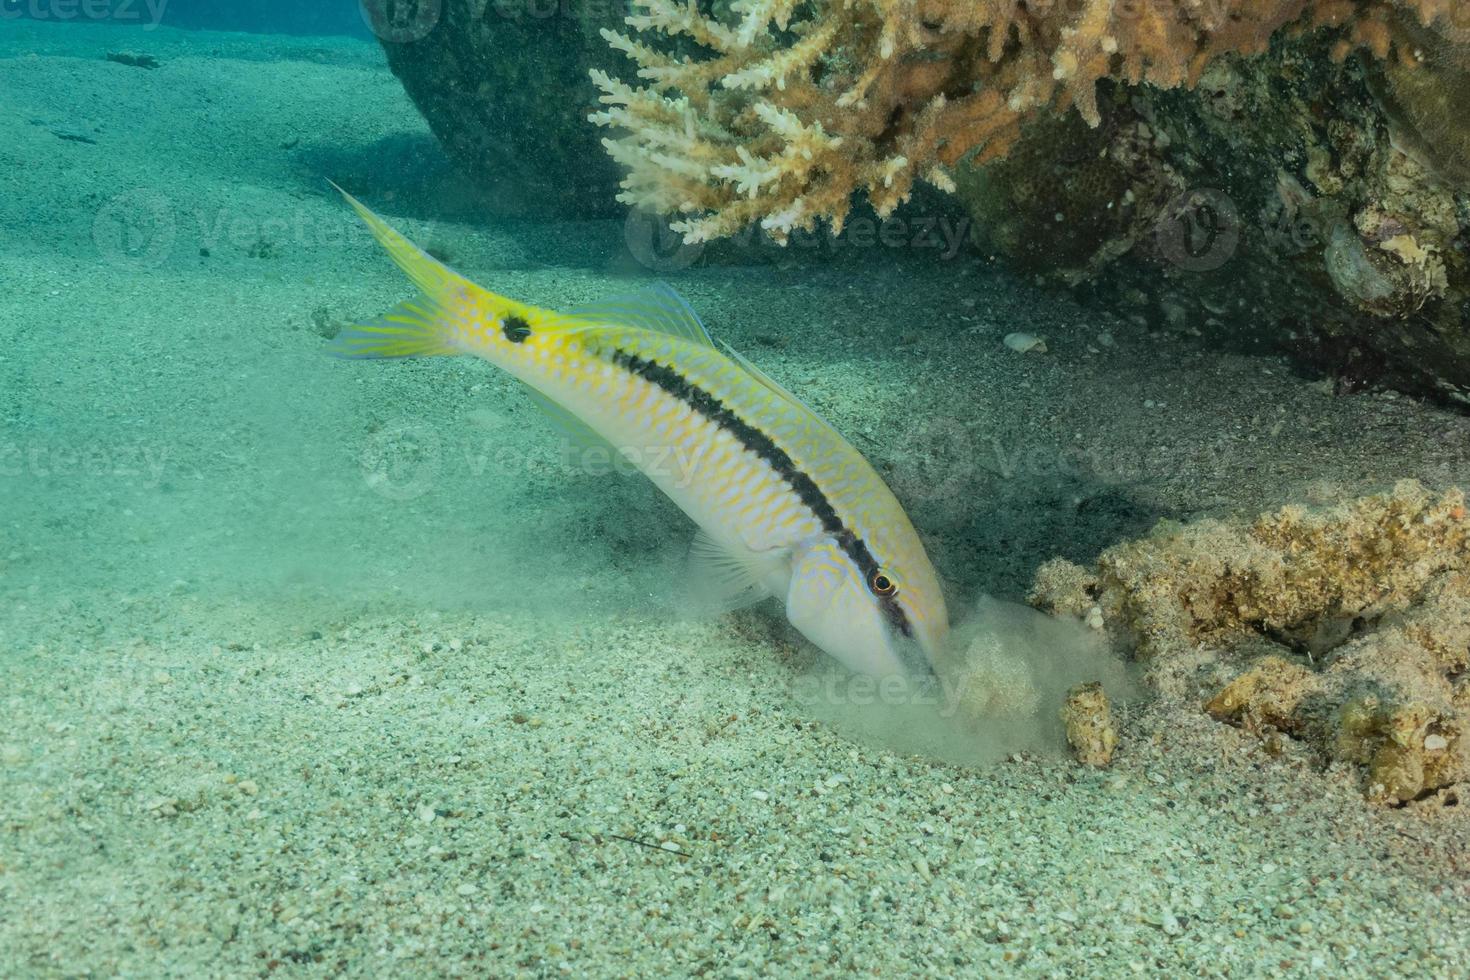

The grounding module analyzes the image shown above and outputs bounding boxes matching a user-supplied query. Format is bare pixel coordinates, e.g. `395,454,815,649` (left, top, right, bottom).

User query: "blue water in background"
2,0,372,36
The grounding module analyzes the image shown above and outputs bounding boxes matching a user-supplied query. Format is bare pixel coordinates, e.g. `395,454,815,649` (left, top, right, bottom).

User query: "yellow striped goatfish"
332,185,949,677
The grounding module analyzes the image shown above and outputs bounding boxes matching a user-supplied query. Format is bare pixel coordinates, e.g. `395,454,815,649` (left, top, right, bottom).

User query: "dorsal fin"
717,339,843,434
566,282,714,347
571,281,839,433
718,340,805,408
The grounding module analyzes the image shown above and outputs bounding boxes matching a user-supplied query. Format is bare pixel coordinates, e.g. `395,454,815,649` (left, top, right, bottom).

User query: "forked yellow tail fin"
327,180,542,359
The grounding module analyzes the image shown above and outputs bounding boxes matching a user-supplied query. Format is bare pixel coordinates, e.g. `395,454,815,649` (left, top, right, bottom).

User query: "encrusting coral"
1031,481,1470,804
590,0,1461,243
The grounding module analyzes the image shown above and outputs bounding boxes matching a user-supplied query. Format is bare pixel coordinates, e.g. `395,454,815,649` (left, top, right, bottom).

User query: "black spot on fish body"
502,316,532,343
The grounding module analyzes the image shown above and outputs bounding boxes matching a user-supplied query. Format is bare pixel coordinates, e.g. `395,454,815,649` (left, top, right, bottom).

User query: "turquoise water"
3,7,1469,977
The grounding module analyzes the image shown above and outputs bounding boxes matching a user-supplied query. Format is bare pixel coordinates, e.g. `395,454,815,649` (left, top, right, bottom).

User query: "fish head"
786,536,948,677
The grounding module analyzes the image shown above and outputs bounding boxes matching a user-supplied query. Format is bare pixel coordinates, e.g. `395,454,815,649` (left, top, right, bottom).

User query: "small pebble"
1003,332,1047,354
144,796,176,815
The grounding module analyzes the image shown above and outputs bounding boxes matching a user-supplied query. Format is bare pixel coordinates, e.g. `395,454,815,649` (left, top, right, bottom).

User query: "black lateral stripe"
608,346,913,638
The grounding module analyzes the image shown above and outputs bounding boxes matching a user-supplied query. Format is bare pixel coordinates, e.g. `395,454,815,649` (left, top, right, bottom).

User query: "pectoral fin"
688,529,783,613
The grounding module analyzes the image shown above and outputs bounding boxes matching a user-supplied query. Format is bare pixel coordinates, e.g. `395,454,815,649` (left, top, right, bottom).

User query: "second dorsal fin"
566,282,714,348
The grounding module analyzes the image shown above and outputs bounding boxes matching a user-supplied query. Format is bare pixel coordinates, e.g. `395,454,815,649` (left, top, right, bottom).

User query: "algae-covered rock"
1204,656,1316,733
1032,480,1470,660
363,0,625,217
1368,11,1470,189
1061,683,1118,768
954,29,1470,406
1033,481,1470,803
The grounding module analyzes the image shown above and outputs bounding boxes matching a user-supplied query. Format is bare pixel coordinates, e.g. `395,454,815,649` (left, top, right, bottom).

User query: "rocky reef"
592,1,1455,238
584,0,1468,401
363,0,626,217
1031,481,1470,804
370,1,1470,399
956,21,1470,404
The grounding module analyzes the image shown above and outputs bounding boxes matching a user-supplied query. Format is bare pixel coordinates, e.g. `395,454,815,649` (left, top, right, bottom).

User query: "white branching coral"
591,0,1463,244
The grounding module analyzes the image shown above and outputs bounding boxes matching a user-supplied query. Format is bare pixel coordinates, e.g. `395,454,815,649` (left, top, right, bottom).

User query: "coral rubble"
1061,682,1119,767
1032,481,1470,803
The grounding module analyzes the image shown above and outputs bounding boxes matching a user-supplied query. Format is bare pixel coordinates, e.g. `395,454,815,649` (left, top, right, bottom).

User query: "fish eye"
868,571,897,597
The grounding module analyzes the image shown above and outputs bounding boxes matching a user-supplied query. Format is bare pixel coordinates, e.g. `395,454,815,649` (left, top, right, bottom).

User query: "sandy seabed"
2,18,1468,978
